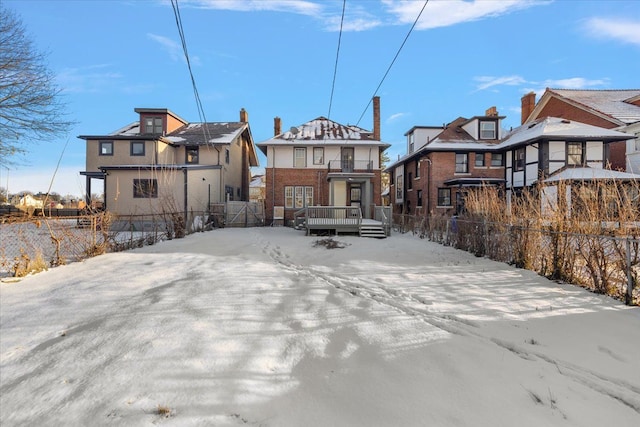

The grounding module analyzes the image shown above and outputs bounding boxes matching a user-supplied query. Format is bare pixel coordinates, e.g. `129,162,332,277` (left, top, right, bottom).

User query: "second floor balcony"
327,160,374,173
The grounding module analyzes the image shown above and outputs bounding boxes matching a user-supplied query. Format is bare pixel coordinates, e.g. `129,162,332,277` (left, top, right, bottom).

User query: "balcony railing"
327,160,374,173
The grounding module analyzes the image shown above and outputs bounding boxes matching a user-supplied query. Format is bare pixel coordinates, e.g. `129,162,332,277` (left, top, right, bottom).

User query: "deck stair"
359,221,387,238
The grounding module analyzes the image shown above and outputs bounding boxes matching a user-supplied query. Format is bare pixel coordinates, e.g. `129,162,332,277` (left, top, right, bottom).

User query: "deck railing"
374,205,392,236
327,160,373,173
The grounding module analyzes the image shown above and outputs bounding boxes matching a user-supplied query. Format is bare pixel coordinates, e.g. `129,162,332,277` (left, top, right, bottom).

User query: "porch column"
363,179,372,219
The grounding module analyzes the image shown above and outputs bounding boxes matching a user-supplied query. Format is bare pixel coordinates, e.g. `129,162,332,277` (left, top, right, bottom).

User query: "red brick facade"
392,151,504,216
265,167,383,223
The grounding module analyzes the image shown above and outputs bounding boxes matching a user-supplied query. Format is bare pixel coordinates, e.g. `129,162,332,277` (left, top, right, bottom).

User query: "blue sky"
2,0,639,198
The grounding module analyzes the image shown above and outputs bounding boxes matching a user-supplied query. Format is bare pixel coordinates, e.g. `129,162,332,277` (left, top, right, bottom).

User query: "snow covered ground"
1,227,639,426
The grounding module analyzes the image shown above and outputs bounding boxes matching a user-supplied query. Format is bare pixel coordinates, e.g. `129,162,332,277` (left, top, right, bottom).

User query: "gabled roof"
256,116,390,153
385,117,500,170
496,117,633,150
532,89,640,126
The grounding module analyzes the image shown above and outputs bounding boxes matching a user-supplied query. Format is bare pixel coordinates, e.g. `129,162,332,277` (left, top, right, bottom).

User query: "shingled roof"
164,122,246,146
549,89,640,125
276,116,373,141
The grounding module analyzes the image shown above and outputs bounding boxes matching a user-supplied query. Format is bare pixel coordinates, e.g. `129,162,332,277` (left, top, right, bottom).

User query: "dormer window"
408,133,415,153
480,121,496,139
144,117,163,134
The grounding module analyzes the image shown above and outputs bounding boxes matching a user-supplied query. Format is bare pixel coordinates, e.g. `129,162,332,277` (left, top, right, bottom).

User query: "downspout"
272,145,276,223
183,168,188,229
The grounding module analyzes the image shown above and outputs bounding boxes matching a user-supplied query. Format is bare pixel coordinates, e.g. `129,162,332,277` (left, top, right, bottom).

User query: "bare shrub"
12,248,48,277
313,237,347,249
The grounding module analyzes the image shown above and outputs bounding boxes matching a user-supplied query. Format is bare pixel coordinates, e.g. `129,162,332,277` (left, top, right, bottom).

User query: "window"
409,133,415,153
133,179,158,198
491,153,504,167
514,147,525,171
225,148,230,164
284,186,294,208
455,153,468,173
186,146,199,164
475,153,485,167
480,121,496,139
417,189,423,207
130,141,145,156
415,161,420,178
437,188,451,207
407,172,413,190
99,141,113,156
145,117,163,134
567,142,584,166
284,186,313,208
313,147,324,165
294,147,306,168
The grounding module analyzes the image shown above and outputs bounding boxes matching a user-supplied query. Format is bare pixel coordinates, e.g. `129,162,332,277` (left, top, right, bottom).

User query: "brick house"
521,89,640,172
78,107,258,217
256,97,390,225
388,107,506,216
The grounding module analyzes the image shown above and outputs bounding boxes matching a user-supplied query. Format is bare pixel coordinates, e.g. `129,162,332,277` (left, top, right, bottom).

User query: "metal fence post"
626,238,634,305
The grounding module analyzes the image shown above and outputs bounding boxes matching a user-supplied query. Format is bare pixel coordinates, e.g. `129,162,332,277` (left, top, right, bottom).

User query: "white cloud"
474,75,527,91
382,0,546,30
147,33,201,65
57,64,123,94
387,112,407,122
186,0,322,16
584,17,640,47
540,77,609,89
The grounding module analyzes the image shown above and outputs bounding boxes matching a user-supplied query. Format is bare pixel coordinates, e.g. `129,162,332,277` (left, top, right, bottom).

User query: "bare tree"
0,4,73,165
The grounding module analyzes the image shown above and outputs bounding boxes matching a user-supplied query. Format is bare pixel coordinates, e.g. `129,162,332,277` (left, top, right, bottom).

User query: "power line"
328,0,346,120
170,0,211,142
355,0,429,127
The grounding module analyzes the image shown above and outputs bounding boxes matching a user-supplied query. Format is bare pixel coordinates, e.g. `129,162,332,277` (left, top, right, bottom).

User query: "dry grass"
12,249,48,277
415,180,640,305
157,405,173,418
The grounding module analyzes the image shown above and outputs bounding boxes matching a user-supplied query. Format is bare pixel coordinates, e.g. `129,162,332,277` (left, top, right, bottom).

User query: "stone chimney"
239,108,248,123
521,92,536,124
274,117,281,136
485,106,498,117
373,96,380,141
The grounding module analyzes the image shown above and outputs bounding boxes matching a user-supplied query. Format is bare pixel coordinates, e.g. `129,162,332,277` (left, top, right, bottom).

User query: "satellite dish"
289,127,299,135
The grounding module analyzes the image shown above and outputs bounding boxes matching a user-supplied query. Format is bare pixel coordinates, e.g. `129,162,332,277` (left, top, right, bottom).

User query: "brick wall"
264,167,383,223
392,152,504,216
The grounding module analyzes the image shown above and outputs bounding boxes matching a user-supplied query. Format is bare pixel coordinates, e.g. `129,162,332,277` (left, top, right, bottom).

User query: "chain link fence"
0,210,216,278
393,213,639,306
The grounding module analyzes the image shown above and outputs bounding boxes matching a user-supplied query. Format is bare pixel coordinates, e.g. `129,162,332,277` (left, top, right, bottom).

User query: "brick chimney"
239,108,248,123
521,92,536,124
373,96,380,141
274,117,281,136
485,106,498,117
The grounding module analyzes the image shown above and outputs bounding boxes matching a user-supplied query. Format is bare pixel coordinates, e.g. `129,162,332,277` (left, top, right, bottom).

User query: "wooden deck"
295,206,391,237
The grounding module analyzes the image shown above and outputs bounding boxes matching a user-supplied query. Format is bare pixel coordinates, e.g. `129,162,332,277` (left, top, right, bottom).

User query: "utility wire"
170,0,211,143
328,0,346,120
355,0,429,127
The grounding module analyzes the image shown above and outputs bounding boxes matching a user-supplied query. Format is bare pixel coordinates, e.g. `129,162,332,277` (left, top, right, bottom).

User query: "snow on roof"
109,122,140,135
551,89,640,124
496,117,633,150
167,122,245,145
258,116,381,145
543,167,640,183
250,175,265,187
